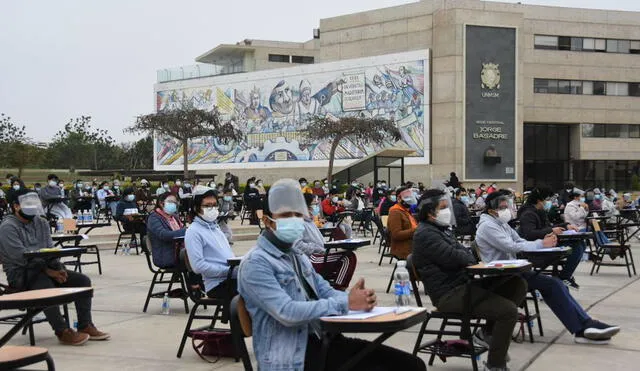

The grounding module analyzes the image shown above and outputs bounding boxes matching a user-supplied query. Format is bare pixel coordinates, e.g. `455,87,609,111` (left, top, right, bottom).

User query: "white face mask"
331,196,339,203
201,207,219,222
497,209,512,223
434,208,451,226
48,180,57,187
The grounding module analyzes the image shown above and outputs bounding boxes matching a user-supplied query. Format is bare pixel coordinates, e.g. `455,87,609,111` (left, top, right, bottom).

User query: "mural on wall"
155,56,427,167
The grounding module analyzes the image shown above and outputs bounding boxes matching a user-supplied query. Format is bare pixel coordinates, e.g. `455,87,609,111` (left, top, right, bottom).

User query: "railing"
156,64,245,82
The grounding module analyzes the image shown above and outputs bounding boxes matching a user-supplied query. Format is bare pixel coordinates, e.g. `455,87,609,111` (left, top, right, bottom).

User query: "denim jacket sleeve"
238,254,348,327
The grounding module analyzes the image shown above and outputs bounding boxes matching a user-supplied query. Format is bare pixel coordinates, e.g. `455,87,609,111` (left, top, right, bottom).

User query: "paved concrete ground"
3,220,639,370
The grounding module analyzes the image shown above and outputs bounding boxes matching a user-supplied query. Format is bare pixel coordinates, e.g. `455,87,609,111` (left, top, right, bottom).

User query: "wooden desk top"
322,307,427,323
0,287,93,310
321,307,428,334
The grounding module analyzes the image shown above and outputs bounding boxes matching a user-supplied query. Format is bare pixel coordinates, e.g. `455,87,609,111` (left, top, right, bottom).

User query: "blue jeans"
522,272,590,333
559,240,586,280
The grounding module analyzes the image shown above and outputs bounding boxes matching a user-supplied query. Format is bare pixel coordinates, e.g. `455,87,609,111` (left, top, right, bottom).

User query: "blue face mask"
273,217,305,243
389,195,397,202
163,202,177,214
595,194,602,200
223,195,232,202
460,196,469,204
126,194,135,202
543,200,552,211
311,204,320,216
579,197,586,203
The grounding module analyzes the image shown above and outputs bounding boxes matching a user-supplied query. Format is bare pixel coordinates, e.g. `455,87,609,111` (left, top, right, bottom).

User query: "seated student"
299,177,313,194
185,186,237,300
564,191,589,231
452,188,476,236
311,180,326,198
156,181,170,196
476,191,620,345
244,177,261,225
517,187,585,289
255,179,267,196
96,181,117,216
115,187,147,239
135,179,153,212
39,173,73,219
412,189,527,371
377,189,397,216
321,190,353,239
146,193,186,268
296,193,357,290
238,179,425,371
177,179,194,214
387,187,418,260
0,190,109,345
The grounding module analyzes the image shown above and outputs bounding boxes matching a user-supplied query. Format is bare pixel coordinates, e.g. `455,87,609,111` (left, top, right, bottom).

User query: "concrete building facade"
156,0,640,190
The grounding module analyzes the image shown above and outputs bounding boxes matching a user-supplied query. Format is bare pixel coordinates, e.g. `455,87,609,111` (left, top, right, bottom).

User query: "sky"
1,0,638,143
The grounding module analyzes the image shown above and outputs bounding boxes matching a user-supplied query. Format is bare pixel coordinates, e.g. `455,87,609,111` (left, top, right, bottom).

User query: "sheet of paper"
486,259,529,267
321,306,396,320
523,246,571,252
562,230,578,235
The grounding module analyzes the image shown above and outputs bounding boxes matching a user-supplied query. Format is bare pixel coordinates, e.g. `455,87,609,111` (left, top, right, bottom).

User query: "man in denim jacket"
238,179,425,371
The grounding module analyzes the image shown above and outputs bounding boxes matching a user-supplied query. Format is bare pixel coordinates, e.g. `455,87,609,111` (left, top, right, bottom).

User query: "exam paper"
321,306,396,320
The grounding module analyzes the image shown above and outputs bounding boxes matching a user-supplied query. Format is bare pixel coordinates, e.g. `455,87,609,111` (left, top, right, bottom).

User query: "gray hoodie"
475,213,542,263
0,215,59,288
293,218,326,255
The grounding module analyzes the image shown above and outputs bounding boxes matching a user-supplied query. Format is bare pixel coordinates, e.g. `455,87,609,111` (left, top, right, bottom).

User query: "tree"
127,104,244,179
304,116,402,184
120,136,154,170
0,113,38,177
48,116,115,171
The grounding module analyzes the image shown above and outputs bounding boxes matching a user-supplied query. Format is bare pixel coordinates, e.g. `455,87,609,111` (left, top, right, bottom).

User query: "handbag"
190,329,235,363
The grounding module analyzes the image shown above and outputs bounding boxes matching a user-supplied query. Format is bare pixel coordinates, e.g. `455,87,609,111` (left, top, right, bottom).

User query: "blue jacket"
146,211,185,268
238,232,348,370
185,216,234,292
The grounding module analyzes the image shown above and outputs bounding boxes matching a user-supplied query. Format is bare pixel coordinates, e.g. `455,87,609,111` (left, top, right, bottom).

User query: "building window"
582,124,595,137
558,80,571,94
558,36,572,51
582,123,640,138
583,38,595,50
629,83,640,97
534,35,559,49
630,125,640,138
605,124,621,137
571,37,583,51
268,54,290,63
595,38,606,52
593,81,606,95
631,41,640,54
592,124,605,137
534,79,557,93
606,82,628,96
291,55,314,64
570,81,583,94
583,81,593,95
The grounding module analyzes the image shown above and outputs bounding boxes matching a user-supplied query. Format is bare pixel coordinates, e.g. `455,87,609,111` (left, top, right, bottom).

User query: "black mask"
19,210,35,221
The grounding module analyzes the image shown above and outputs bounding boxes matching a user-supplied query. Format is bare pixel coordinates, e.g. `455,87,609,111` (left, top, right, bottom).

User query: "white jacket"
564,200,588,230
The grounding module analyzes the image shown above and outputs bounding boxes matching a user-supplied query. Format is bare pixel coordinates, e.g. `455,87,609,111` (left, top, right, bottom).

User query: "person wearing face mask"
295,193,357,291
69,179,90,212
412,189,525,371
373,181,387,206
170,179,182,197
558,181,575,209
6,176,25,208
255,179,267,195
218,188,236,244
185,186,237,301
487,183,498,194
299,177,313,194
476,191,620,346
146,193,186,268
387,187,418,260
517,187,584,289
474,191,488,210
564,191,590,231
311,180,325,198
96,181,116,215
244,177,261,225
0,189,110,345
238,179,424,371
321,178,330,194
115,187,147,240
178,179,193,215
320,189,346,222
156,181,170,196
475,183,487,198
39,174,73,219
452,188,475,236
377,189,397,216
135,179,153,212
591,188,604,211
112,180,122,197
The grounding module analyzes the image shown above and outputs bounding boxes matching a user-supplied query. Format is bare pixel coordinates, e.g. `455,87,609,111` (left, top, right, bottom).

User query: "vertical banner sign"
464,25,516,180
342,73,366,111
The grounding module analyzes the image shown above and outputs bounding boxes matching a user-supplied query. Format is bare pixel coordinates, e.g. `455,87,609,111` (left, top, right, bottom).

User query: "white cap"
268,179,309,217
18,192,45,216
192,185,215,198
140,179,149,184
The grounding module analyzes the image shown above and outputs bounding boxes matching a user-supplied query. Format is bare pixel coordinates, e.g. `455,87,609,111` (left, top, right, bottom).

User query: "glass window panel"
617,40,630,53
558,80,571,94
534,79,558,93
605,124,621,138
583,38,595,50
629,125,640,138
583,81,593,95
595,38,606,51
268,54,289,63
593,81,606,95
593,124,605,137
558,36,571,51
570,80,582,94
619,125,629,138
629,83,640,97
582,124,594,137
606,39,618,53
631,40,640,54
606,82,628,96
571,37,583,51
534,35,558,49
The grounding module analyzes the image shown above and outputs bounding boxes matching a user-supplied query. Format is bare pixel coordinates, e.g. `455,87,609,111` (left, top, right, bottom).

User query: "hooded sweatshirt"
293,218,325,255
185,216,235,292
475,213,542,263
0,215,60,288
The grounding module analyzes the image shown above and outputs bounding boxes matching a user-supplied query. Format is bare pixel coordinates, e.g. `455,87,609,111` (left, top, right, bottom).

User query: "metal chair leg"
177,303,200,358
143,272,159,312
45,353,56,371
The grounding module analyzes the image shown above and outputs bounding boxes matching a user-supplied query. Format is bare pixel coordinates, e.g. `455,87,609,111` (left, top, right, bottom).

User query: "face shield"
18,192,45,217
268,179,309,218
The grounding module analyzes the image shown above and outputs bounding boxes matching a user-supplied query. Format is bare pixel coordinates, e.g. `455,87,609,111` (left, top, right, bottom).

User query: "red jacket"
321,198,344,216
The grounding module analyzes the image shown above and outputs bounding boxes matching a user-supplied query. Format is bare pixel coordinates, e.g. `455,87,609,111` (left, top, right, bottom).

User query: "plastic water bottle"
161,293,171,315
73,318,78,330
88,210,94,224
56,219,64,233
124,243,131,256
121,242,128,256
76,211,83,225
394,261,411,308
